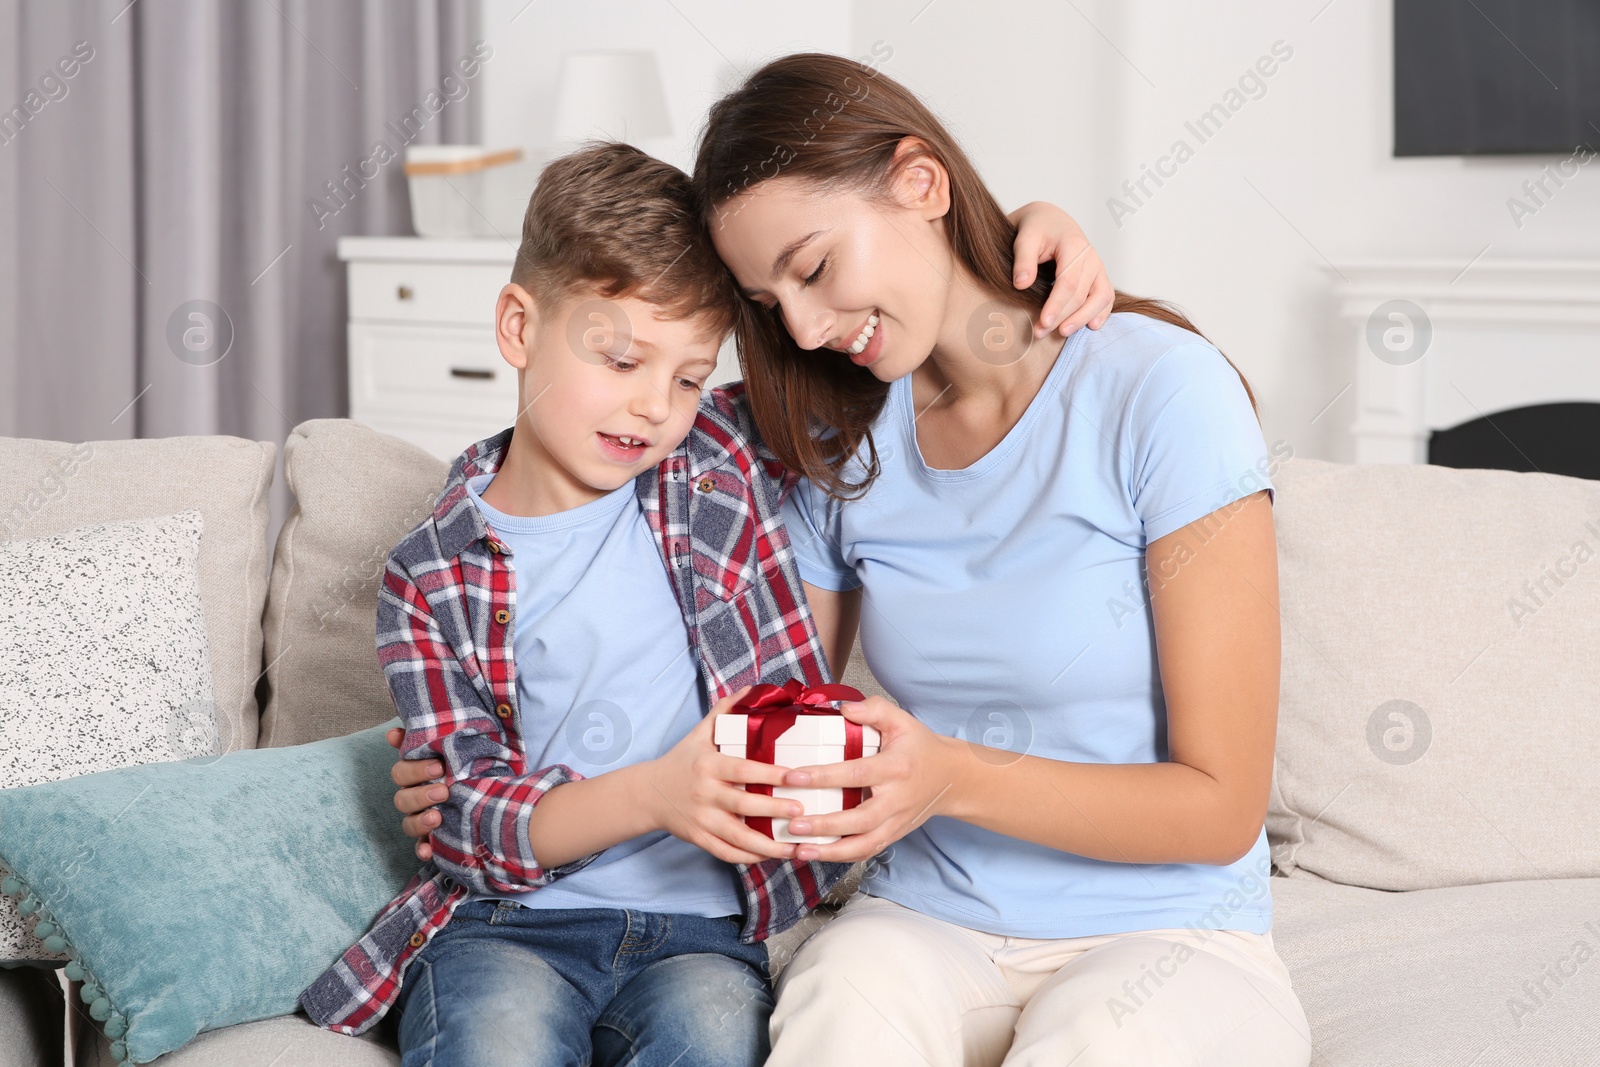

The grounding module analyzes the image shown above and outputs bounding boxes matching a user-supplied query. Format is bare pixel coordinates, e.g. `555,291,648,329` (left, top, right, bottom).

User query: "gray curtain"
0,0,479,447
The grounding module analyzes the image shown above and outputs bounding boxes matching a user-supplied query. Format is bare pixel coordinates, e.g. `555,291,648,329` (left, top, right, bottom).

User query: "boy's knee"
399,938,592,1064
599,954,772,1067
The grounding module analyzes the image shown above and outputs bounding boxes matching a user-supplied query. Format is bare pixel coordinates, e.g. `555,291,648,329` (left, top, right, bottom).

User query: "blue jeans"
394,898,773,1067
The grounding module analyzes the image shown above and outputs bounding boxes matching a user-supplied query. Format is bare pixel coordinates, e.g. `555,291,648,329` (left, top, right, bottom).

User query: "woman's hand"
1009,201,1114,339
638,686,807,865
778,695,961,863
388,728,444,862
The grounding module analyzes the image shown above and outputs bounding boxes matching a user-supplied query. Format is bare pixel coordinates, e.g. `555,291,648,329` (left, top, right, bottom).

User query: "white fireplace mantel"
1328,260,1600,464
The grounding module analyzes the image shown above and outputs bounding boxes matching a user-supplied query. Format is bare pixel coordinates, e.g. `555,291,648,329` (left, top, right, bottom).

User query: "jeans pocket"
449,899,501,925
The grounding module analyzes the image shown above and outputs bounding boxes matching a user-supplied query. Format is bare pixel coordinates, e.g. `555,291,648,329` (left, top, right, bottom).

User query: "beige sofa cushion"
1268,457,1600,889
0,435,274,750
1270,872,1600,1064
257,420,448,748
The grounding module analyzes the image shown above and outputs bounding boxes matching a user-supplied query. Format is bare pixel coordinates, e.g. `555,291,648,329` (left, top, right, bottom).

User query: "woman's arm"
387,734,443,862
781,490,1280,867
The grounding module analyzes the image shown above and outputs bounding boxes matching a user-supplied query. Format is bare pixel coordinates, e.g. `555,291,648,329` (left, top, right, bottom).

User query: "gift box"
713,682,881,844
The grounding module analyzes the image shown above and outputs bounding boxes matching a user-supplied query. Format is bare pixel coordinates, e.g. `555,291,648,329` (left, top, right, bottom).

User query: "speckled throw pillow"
0,509,218,962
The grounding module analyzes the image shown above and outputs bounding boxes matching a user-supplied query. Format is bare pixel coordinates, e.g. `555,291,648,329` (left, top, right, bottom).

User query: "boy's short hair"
511,141,739,339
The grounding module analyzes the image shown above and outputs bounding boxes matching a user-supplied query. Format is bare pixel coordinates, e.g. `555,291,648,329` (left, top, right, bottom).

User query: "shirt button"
486,540,503,554
697,477,715,493
495,703,513,719
494,609,510,624
408,931,426,948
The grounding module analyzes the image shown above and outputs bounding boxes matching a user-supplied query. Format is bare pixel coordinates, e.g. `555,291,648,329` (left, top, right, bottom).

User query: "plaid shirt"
299,383,854,1036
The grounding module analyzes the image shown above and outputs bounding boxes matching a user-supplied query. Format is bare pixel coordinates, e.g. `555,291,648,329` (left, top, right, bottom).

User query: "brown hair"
693,53,1258,499
513,140,740,339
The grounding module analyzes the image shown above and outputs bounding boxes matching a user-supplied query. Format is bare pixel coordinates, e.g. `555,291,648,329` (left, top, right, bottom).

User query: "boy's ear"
495,283,541,370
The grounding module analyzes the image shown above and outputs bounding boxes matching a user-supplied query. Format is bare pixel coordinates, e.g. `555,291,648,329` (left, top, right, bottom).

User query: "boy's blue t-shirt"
780,312,1280,938
461,472,740,917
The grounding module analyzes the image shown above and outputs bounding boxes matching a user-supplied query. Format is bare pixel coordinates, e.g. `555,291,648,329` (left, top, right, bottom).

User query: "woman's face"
708,174,955,383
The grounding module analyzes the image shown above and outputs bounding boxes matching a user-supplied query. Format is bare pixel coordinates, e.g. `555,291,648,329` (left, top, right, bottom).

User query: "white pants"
768,893,1313,1067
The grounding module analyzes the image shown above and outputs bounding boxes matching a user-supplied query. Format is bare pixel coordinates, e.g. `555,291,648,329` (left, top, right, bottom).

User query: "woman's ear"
494,283,541,371
888,136,951,221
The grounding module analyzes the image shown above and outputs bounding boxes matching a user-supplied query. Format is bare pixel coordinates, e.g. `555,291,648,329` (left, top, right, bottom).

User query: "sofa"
1,418,1595,1066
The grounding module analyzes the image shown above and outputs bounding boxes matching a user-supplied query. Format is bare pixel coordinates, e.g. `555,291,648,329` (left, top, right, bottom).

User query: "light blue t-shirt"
461,473,741,917
781,312,1280,938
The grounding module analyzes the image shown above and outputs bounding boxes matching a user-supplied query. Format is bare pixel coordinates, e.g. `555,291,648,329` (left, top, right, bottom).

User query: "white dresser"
337,236,519,462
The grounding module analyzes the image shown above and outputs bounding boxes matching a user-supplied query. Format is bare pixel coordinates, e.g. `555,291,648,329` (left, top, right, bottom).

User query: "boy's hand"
388,727,444,863
637,685,812,865
1008,201,1114,339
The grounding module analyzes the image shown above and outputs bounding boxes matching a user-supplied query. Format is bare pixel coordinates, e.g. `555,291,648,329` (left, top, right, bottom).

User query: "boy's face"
494,285,724,513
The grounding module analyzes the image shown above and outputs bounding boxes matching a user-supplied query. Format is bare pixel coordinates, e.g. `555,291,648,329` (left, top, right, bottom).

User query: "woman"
684,54,1310,1067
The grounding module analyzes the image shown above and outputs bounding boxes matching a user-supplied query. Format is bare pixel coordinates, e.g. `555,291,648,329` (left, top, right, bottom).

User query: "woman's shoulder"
1067,311,1241,413
1072,310,1221,373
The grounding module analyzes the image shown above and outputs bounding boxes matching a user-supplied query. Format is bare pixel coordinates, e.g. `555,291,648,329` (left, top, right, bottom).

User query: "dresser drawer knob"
449,367,495,380
396,285,414,301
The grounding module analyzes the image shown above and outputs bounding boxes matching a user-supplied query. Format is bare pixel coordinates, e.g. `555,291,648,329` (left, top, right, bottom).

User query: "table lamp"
551,50,672,146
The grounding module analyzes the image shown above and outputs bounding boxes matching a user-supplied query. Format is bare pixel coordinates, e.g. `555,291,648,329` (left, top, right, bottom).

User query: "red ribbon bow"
732,680,866,840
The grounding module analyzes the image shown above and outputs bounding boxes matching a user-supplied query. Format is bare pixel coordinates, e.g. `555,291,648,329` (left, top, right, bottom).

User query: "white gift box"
714,713,881,844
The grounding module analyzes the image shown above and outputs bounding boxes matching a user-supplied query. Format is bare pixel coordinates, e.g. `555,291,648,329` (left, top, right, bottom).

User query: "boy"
299,142,855,1066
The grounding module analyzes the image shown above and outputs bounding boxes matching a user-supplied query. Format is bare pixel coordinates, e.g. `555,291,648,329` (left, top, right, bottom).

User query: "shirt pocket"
687,466,761,604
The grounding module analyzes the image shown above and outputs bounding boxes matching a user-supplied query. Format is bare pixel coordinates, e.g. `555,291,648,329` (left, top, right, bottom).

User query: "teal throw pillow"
0,719,416,1063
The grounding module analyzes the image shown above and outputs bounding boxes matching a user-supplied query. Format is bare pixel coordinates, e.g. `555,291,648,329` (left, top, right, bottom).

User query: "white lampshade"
551,50,672,145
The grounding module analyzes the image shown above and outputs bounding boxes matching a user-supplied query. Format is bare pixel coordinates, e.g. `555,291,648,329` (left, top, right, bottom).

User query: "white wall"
478,0,852,172
854,0,1600,461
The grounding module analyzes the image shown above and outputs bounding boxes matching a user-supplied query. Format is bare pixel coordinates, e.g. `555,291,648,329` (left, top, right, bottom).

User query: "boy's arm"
382,539,810,870
378,558,606,896
1008,201,1114,337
